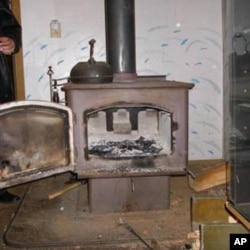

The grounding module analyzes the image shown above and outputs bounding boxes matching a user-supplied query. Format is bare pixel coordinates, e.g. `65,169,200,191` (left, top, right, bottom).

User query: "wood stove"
0,0,194,213
61,0,193,212
62,77,193,178
0,78,193,213
61,0,194,179
62,77,193,213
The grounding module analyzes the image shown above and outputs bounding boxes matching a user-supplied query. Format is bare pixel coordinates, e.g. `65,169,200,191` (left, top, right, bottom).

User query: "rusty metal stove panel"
62,76,194,178
0,101,74,189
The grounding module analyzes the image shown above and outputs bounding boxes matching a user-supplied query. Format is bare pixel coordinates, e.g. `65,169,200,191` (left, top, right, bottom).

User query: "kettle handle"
89,39,96,62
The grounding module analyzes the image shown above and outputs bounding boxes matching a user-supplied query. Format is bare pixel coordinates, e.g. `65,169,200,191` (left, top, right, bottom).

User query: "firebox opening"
86,105,173,159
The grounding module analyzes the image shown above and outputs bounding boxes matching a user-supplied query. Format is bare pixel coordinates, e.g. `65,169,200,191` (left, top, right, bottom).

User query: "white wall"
20,0,223,160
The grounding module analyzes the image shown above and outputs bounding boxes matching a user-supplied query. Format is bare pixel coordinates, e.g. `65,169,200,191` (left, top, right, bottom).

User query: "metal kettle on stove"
70,39,113,84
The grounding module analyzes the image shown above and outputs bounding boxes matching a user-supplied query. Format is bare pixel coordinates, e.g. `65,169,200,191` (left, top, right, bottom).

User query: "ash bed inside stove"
87,106,172,158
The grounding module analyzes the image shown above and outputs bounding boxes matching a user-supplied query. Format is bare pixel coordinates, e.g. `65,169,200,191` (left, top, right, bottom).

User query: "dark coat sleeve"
0,1,22,103
0,0,22,53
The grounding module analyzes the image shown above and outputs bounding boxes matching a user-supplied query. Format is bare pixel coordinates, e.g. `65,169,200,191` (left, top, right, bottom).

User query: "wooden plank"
188,160,229,192
11,0,25,100
225,201,250,230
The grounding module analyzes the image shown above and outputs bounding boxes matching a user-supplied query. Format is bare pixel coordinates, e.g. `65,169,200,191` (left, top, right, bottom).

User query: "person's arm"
0,0,22,54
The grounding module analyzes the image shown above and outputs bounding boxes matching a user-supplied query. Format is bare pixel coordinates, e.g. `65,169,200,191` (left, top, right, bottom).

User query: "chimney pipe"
105,0,137,82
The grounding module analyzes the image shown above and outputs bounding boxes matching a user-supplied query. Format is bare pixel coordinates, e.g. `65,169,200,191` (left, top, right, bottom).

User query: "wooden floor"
0,159,226,249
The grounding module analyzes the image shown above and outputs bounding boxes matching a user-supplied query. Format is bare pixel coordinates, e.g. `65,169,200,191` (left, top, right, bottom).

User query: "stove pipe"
105,0,137,82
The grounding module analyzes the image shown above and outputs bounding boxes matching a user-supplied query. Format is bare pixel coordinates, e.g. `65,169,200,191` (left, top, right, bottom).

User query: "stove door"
0,101,74,189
